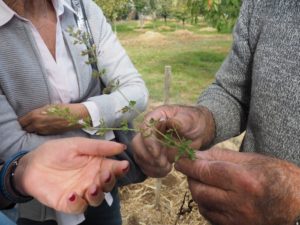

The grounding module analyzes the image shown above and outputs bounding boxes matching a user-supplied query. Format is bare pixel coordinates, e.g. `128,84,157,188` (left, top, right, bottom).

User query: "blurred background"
93,0,242,224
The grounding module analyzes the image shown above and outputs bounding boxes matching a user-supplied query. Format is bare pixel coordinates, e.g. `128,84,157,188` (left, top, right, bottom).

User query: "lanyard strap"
70,0,105,91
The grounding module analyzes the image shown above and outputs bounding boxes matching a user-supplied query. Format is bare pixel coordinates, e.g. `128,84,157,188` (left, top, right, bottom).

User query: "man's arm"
198,0,256,144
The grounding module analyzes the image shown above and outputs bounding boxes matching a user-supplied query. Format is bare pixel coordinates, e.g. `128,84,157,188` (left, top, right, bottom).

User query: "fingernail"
105,174,112,183
91,187,98,196
122,165,129,173
69,194,76,202
122,144,127,150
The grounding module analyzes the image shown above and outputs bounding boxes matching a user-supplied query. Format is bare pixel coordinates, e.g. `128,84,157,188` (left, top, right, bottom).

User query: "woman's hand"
19,104,90,135
14,138,129,214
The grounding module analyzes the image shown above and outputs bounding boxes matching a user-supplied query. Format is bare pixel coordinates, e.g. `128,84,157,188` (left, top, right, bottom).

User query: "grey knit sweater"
199,0,300,166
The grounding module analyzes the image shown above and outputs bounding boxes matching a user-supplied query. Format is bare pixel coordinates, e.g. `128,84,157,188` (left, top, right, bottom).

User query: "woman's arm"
0,91,89,159
83,1,149,128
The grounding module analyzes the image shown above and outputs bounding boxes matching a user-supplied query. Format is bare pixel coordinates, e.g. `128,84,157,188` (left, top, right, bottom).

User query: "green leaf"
129,100,137,108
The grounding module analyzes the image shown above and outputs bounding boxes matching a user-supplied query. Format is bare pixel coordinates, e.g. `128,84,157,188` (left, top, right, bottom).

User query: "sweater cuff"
198,96,244,145
0,151,33,204
0,159,15,209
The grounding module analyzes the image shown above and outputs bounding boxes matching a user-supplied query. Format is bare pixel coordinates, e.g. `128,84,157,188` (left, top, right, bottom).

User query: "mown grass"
116,19,233,105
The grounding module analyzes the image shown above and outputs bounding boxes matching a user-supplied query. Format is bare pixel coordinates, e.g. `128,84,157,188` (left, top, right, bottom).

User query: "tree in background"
173,0,190,28
94,0,130,33
132,0,149,27
209,0,241,32
157,0,173,24
94,0,241,33
149,0,158,28
189,0,241,32
187,0,203,24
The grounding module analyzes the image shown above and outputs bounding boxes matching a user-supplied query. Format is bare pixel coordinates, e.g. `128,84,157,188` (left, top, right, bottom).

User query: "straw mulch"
120,135,244,225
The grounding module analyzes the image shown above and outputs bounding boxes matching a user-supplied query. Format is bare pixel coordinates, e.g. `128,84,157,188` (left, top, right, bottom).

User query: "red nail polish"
105,174,111,183
69,194,76,202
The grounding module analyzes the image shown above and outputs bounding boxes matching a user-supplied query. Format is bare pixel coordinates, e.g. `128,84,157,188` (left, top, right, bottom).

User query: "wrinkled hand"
175,147,300,225
14,138,129,214
132,105,215,178
19,104,90,135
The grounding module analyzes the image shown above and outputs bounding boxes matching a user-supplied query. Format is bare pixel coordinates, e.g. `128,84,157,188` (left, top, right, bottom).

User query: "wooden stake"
154,65,172,209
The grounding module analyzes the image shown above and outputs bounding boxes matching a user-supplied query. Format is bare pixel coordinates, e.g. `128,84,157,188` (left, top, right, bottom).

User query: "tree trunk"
164,16,167,24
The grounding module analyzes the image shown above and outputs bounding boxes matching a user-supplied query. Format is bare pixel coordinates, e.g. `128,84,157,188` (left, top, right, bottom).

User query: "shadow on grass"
157,50,227,78
142,50,227,103
176,51,226,63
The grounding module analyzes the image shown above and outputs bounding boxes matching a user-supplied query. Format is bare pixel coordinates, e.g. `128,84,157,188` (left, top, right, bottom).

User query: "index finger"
140,107,170,158
175,157,249,190
19,112,32,127
59,138,127,157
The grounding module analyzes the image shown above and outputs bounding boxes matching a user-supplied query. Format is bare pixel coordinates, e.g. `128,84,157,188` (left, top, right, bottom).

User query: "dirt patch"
158,26,172,31
122,31,167,47
120,135,244,225
137,31,166,42
199,27,217,32
183,24,194,28
120,30,231,48
120,170,209,225
174,29,194,37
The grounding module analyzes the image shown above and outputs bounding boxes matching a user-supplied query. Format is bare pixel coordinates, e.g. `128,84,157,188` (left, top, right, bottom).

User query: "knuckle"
32,110,40,117
240,172,264,197
195,160,211,179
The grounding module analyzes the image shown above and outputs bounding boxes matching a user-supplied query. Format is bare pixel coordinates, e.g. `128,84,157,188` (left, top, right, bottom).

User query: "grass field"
117,20,235,225
116,19,233,106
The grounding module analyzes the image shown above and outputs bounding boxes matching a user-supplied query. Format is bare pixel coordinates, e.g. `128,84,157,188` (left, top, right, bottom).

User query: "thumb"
197,147,258,163
175,156,248,190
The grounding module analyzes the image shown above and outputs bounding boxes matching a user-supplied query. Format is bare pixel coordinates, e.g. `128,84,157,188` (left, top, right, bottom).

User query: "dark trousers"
17,188,121,225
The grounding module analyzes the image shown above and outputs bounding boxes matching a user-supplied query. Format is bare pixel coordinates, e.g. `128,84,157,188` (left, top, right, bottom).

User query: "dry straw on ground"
120,135,244,225
173,30,194,37
158,26,172,31
121,31,167,47
199,27,217,32
138,31,166,41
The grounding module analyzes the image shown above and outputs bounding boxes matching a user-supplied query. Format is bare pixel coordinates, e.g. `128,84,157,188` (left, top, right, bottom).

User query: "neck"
4,0,52,20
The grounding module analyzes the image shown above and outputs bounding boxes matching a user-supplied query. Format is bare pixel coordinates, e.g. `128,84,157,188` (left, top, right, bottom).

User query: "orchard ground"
116,19,240,225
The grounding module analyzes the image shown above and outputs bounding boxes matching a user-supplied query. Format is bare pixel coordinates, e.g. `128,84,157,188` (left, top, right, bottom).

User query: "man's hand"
14,138,129,214
19,104,90,135
175,147,300,225
132,105,215,178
